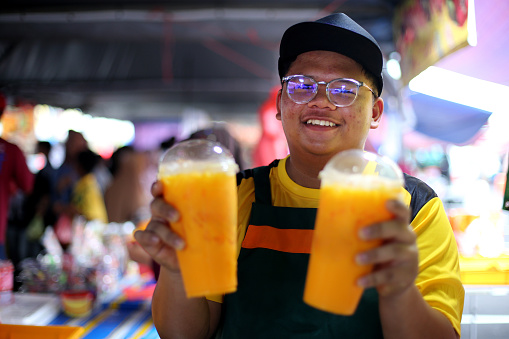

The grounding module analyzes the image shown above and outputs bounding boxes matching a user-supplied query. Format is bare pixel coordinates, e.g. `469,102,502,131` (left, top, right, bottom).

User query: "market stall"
0,218,158,339
0,281,157,339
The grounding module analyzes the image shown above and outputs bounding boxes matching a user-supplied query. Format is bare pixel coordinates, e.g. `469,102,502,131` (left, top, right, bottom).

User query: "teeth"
306,119,336,127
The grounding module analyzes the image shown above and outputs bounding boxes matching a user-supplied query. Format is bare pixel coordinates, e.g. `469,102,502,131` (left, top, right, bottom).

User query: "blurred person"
29,141,57,226
19,141,57,258
93,153,113,196
52,130,88,216
105,146,149,224
71,149,108,223
51,130,89,246
126,138,175,279
0,94,34,260
135,13,463,338
6,186,32,292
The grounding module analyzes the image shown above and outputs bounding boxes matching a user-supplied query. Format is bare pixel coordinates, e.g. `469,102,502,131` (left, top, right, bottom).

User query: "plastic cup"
61,290,94,318
304,150,404,315
158,139,239,298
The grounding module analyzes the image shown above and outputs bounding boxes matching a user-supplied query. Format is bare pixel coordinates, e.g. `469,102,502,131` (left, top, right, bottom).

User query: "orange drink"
304,150,403,315
158,139,239,298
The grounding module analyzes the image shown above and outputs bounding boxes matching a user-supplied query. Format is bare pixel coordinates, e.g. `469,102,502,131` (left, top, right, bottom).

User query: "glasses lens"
286,76,316,104
328,79,359,107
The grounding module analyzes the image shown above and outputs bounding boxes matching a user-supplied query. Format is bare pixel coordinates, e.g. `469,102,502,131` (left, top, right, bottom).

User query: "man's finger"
150,198,180,223
151,180,163,197
356,243,416,265
359,222,416,243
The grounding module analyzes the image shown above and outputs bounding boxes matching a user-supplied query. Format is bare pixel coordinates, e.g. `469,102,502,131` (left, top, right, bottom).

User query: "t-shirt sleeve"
412,196,464,336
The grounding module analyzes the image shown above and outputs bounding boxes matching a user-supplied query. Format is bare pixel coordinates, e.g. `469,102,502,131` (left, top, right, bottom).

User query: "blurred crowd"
2,121,248,287
4,130,148,281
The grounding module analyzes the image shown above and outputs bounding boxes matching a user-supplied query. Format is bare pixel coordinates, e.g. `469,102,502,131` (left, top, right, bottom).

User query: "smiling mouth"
306,119,337,127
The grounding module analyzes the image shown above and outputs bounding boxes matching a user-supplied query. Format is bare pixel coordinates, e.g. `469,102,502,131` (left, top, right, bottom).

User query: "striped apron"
221,163,383,338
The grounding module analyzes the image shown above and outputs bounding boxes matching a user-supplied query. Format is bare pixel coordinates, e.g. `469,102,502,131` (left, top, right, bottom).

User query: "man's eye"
330,88,355,95
294,83,314,90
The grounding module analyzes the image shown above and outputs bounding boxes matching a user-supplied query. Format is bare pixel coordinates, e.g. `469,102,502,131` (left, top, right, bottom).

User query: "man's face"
276,50,383,160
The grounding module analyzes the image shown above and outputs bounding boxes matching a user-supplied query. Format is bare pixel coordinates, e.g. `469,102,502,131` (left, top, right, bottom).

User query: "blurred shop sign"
394,0,472,85
0,104,35,154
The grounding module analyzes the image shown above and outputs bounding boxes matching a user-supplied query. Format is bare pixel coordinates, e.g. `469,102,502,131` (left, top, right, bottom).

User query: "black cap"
278,13,383,95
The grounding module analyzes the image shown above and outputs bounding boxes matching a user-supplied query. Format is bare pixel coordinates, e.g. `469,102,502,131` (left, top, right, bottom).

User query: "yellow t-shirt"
211,156,464,335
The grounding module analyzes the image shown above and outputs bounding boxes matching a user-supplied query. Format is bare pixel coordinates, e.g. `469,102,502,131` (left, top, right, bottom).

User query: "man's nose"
308,84,336,110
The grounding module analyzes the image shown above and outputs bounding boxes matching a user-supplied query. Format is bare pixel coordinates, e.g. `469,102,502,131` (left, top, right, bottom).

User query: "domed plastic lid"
159,139,239,177
319,149,403,188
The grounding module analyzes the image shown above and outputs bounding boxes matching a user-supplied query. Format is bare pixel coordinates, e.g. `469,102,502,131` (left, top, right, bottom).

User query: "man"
0,94,34,260
135,13,464,338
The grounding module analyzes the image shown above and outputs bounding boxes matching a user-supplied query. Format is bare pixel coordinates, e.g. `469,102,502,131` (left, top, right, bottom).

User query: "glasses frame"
281,75,377,107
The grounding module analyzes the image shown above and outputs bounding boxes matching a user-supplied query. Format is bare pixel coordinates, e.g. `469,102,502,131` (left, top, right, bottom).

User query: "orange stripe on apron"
242,225,313,253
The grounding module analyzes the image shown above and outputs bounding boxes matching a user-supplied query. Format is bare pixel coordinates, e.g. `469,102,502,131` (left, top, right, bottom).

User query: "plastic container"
0,324,84,339
304,150,404,315
0,293,60,325
158,139,239,297
61,290,94,318
0,260,14,305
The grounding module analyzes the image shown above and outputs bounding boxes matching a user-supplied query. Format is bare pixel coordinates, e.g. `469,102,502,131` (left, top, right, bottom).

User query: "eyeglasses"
281,75,377,107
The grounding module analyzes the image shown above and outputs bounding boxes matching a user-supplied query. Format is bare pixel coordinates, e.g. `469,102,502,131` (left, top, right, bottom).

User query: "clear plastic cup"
158,139,239,298
304,150,404,315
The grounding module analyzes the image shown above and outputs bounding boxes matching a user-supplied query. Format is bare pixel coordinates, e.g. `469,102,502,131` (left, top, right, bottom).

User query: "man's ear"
276,89,282,121
370,97,384,129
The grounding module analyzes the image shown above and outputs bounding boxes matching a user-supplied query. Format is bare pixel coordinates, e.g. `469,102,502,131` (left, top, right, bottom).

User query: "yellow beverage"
304,180,402,315
160,170,238,298
304,150,403,315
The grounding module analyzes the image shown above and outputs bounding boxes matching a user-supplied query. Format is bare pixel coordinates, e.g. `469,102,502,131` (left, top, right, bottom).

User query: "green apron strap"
252,159,279,205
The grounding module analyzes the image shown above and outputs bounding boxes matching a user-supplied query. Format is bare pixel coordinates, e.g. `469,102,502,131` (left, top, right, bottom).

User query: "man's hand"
134,180,185,273
355,199,418,297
